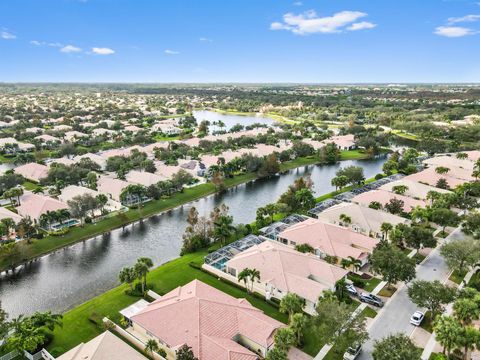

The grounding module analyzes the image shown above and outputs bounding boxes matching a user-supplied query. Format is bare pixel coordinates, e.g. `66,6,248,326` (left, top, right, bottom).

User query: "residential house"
404,168,466,189
15,162,49,183
16,192,69,225
316,201,409,239
57,331,147,360
97,176,141,205
351,189,426,213
222,241,348,314
59,185,122,216
277,218,379,266
129,279,283,360
379,179,451,201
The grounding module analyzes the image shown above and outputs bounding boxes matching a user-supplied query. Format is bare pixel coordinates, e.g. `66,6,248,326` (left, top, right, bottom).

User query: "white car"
343,344,361,360
410,311,425,326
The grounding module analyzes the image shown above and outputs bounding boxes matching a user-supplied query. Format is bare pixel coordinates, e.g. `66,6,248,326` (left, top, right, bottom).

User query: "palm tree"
134,257,153,293
1,218,15,240
238,268,251,292
134,262,149,294
347,256,362,272
339,214,352,227
213,215,235,246
249,268,260,292
145,339,160,357
56,209,71,226
435,166,450,175
119,267,136,292
380,222,393,240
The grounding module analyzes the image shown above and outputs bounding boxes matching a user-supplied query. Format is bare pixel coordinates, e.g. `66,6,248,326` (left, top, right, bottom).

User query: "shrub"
375,173,384,180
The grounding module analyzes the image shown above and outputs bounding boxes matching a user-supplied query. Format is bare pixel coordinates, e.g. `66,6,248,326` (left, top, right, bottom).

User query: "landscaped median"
0,150,372,271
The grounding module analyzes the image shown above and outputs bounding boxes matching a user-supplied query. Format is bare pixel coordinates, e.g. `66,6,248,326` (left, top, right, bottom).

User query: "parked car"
410,311,425,326
359,293,384,307
346,284,358,296
343,344,362,360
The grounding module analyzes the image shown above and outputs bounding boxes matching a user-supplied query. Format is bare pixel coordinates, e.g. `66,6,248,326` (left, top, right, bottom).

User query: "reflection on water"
192,110,277,131
0,158,386,317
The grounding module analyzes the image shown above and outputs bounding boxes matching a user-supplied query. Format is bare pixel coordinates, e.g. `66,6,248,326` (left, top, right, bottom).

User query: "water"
192,110,277,131
0,157,386,317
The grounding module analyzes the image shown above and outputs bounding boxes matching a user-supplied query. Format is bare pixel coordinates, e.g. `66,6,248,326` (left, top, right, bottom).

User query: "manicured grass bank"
48,249,288,354
0,151,369,271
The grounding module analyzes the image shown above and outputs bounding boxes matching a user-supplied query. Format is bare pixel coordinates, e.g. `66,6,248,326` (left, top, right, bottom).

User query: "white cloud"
293,1,303,6
199,37,213,42
270,10,375,35
1,31,16,40
60,44,82,53
347,21,376,31
165,49,180,55
448,14,480,23
30,40,43,46
434,26,477,37
91,47,115,55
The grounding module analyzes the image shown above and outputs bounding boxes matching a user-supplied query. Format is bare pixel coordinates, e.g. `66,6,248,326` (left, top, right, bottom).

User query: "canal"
0,157,387,317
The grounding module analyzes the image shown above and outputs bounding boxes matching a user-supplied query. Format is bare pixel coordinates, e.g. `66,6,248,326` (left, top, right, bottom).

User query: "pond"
192,110,277,131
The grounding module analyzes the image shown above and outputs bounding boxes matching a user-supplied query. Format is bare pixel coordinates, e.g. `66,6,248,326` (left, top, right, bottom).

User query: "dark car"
359,293,384,307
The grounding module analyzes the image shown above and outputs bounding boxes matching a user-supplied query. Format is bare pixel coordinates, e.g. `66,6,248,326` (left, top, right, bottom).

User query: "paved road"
357,228,464,360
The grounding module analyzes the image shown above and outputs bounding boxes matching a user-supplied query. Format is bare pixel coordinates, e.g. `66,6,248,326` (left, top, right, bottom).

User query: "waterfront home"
277,218,379,266
222,241,348,314
379,179,451,201
15,162,49,183
126,170,166,187
351,189,426,213
315,202,409,239
0,206,22,224
0,206,23,239
59,185,122,216
57,331,147,360
404,167,466,189
97,176,137,204
16,192,69,225
129,279,283,360
326,134,356,150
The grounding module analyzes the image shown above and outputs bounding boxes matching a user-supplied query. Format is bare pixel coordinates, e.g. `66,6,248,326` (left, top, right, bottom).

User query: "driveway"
357,228,465,359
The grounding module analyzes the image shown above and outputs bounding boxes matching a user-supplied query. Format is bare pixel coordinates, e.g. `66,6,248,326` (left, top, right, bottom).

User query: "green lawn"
360,306,377,319
22,181,39,191
363,277,382,292
48,249,288,355
339,149,370,160
449,270,467,285
420,311,434,333
378,285,397,297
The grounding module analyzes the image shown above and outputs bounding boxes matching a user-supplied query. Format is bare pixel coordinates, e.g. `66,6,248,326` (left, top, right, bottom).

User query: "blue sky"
1,0,480,83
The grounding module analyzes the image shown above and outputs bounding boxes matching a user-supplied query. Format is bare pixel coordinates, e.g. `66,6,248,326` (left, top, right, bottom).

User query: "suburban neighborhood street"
358,228,464,359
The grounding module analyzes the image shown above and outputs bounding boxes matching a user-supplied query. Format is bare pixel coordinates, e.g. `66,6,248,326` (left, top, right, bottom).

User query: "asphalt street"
357,228,465,360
